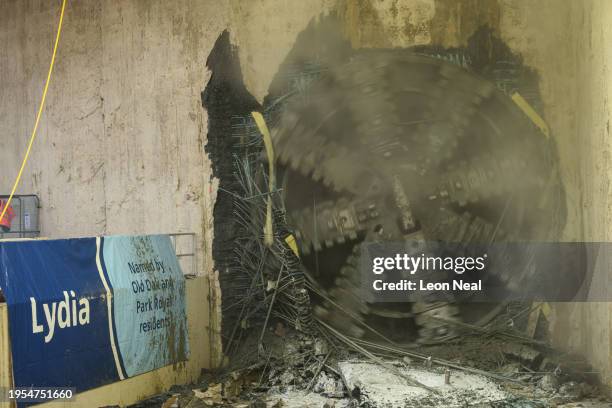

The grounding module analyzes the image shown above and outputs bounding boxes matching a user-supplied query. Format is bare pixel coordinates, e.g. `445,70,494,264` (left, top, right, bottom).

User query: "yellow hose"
0,0,67,224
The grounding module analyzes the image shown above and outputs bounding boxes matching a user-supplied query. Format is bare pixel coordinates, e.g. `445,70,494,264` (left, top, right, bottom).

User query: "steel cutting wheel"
270,50,565,344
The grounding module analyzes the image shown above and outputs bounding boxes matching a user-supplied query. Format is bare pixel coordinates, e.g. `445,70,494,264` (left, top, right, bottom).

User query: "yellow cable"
0,0,67,224
251,111,276,247
511,92,550,138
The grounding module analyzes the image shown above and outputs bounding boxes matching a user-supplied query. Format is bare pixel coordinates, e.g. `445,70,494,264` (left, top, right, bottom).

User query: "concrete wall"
0,0,611,390
0,276,213,408
0,0,228,278
546,0,612,389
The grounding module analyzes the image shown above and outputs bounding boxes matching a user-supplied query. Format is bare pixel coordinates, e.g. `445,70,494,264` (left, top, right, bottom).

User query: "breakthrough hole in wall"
203,31,313,361
260,15,575,343
202,31,261,352
202,14,581,358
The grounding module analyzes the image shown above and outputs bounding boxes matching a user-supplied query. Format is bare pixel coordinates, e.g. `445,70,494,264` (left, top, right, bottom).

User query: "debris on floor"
271,390,348,408
131,327,611,408
129,284,611,408
337,361,508,407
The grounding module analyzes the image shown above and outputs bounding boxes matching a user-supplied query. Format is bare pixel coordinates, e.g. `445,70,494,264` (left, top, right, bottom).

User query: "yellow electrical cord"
251,111,276,247
0,0,67,224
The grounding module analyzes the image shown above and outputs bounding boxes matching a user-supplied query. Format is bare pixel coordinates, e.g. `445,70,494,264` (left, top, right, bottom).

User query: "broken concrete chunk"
313,372,335,394
269,390,349,408
194,383,223,405
313,372,344,398
280,370,296,385
267,280,278,291
338,361,508,407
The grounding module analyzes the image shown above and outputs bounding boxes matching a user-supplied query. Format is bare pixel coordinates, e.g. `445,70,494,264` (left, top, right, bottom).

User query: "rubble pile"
132,325,611,408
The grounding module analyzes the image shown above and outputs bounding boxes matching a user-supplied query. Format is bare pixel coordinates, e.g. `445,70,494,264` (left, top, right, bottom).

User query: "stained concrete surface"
0,0,226,279
0,0,611,390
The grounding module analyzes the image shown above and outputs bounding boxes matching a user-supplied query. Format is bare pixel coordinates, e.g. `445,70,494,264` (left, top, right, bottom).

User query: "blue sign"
102,235,189,378
0,235,189,401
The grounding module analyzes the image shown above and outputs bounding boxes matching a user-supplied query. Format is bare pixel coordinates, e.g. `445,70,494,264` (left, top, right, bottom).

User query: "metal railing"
0,195,41,239
169,232,197,276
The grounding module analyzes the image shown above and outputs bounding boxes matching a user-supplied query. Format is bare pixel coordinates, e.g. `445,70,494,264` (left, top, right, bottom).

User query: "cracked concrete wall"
0,0,229,279
0,0,334,276
0,0,611,383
